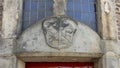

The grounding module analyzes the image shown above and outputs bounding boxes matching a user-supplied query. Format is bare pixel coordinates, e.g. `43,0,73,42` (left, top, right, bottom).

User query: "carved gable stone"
42,17,77,49
16,16,101,53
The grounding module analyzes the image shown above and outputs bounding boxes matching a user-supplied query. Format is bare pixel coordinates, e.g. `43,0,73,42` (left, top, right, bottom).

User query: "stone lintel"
16,52,103,58
15,52,103,62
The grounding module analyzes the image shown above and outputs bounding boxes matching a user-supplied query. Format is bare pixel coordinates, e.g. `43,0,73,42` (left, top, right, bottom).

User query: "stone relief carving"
42,17,78,49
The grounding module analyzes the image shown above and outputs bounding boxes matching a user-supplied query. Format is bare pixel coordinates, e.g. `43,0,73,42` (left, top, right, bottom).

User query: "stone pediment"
16,16,101,53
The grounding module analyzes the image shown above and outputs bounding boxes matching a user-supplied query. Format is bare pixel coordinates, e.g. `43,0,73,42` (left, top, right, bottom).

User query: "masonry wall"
0,0,3,32
0,0,120,68
116,0,120,40
0,0,119,40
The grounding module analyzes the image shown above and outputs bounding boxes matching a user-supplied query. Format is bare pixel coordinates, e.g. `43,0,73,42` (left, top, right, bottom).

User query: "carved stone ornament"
42,17,78,49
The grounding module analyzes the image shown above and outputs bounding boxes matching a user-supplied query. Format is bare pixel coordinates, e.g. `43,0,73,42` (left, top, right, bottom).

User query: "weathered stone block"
114,42,120,54
103,52,119,68
100,40,118,53
16,16,101,53
0,56,16,68
53,0,66,16
99,0,117,40
0,38,15,55
2,0,23,38
0,0,3,36
0,58,10,68
17,59,25,68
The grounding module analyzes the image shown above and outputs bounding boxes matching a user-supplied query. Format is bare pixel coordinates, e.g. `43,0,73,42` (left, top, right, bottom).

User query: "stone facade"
0,0,120,68
0,0,3,34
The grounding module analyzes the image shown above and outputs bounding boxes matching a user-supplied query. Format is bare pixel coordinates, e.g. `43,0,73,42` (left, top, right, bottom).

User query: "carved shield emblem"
42,17,77,49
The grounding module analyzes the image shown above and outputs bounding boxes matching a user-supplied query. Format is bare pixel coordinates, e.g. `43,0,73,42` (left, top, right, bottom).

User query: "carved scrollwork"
42,17,78,49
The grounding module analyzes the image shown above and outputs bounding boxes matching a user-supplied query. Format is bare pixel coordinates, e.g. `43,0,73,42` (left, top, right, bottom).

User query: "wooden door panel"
27,66,58,68
58,66,73,68
74,67,93,68
38,67,58,68
26,62,94,68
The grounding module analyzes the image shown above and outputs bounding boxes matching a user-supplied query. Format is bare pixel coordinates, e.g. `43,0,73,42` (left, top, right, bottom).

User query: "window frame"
22,0,98,31
1,0,117,39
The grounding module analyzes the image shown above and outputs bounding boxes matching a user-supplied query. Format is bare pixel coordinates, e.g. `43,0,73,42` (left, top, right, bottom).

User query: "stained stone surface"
16,16,101,53
102,52,120,68
0,58,10,68
0,38,14,55
53,0,66,16
42,17,77,49
0,56,16,68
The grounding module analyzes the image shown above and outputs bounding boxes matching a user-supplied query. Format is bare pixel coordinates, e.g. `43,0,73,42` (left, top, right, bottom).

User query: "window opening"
22,0,97,31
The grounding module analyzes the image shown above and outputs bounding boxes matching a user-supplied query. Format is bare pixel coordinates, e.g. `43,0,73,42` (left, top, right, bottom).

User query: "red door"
26,62,94,68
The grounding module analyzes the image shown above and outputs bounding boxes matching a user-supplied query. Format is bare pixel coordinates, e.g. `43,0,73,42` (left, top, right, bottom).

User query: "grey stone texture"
53,0,66,16
0,56,16,68
16,17,101,53
97,0,117,40
42,17,78,49
2,0,23,38
102,52,119,68
0,38,15,55
0,0,120,68
0,0,3,32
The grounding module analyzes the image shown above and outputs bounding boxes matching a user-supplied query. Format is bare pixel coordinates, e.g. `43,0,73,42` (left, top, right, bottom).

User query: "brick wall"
116,0,120,40
0,0,3,32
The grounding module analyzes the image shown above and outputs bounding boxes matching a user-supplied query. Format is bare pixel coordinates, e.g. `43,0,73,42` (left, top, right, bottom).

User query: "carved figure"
42,17,77,49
